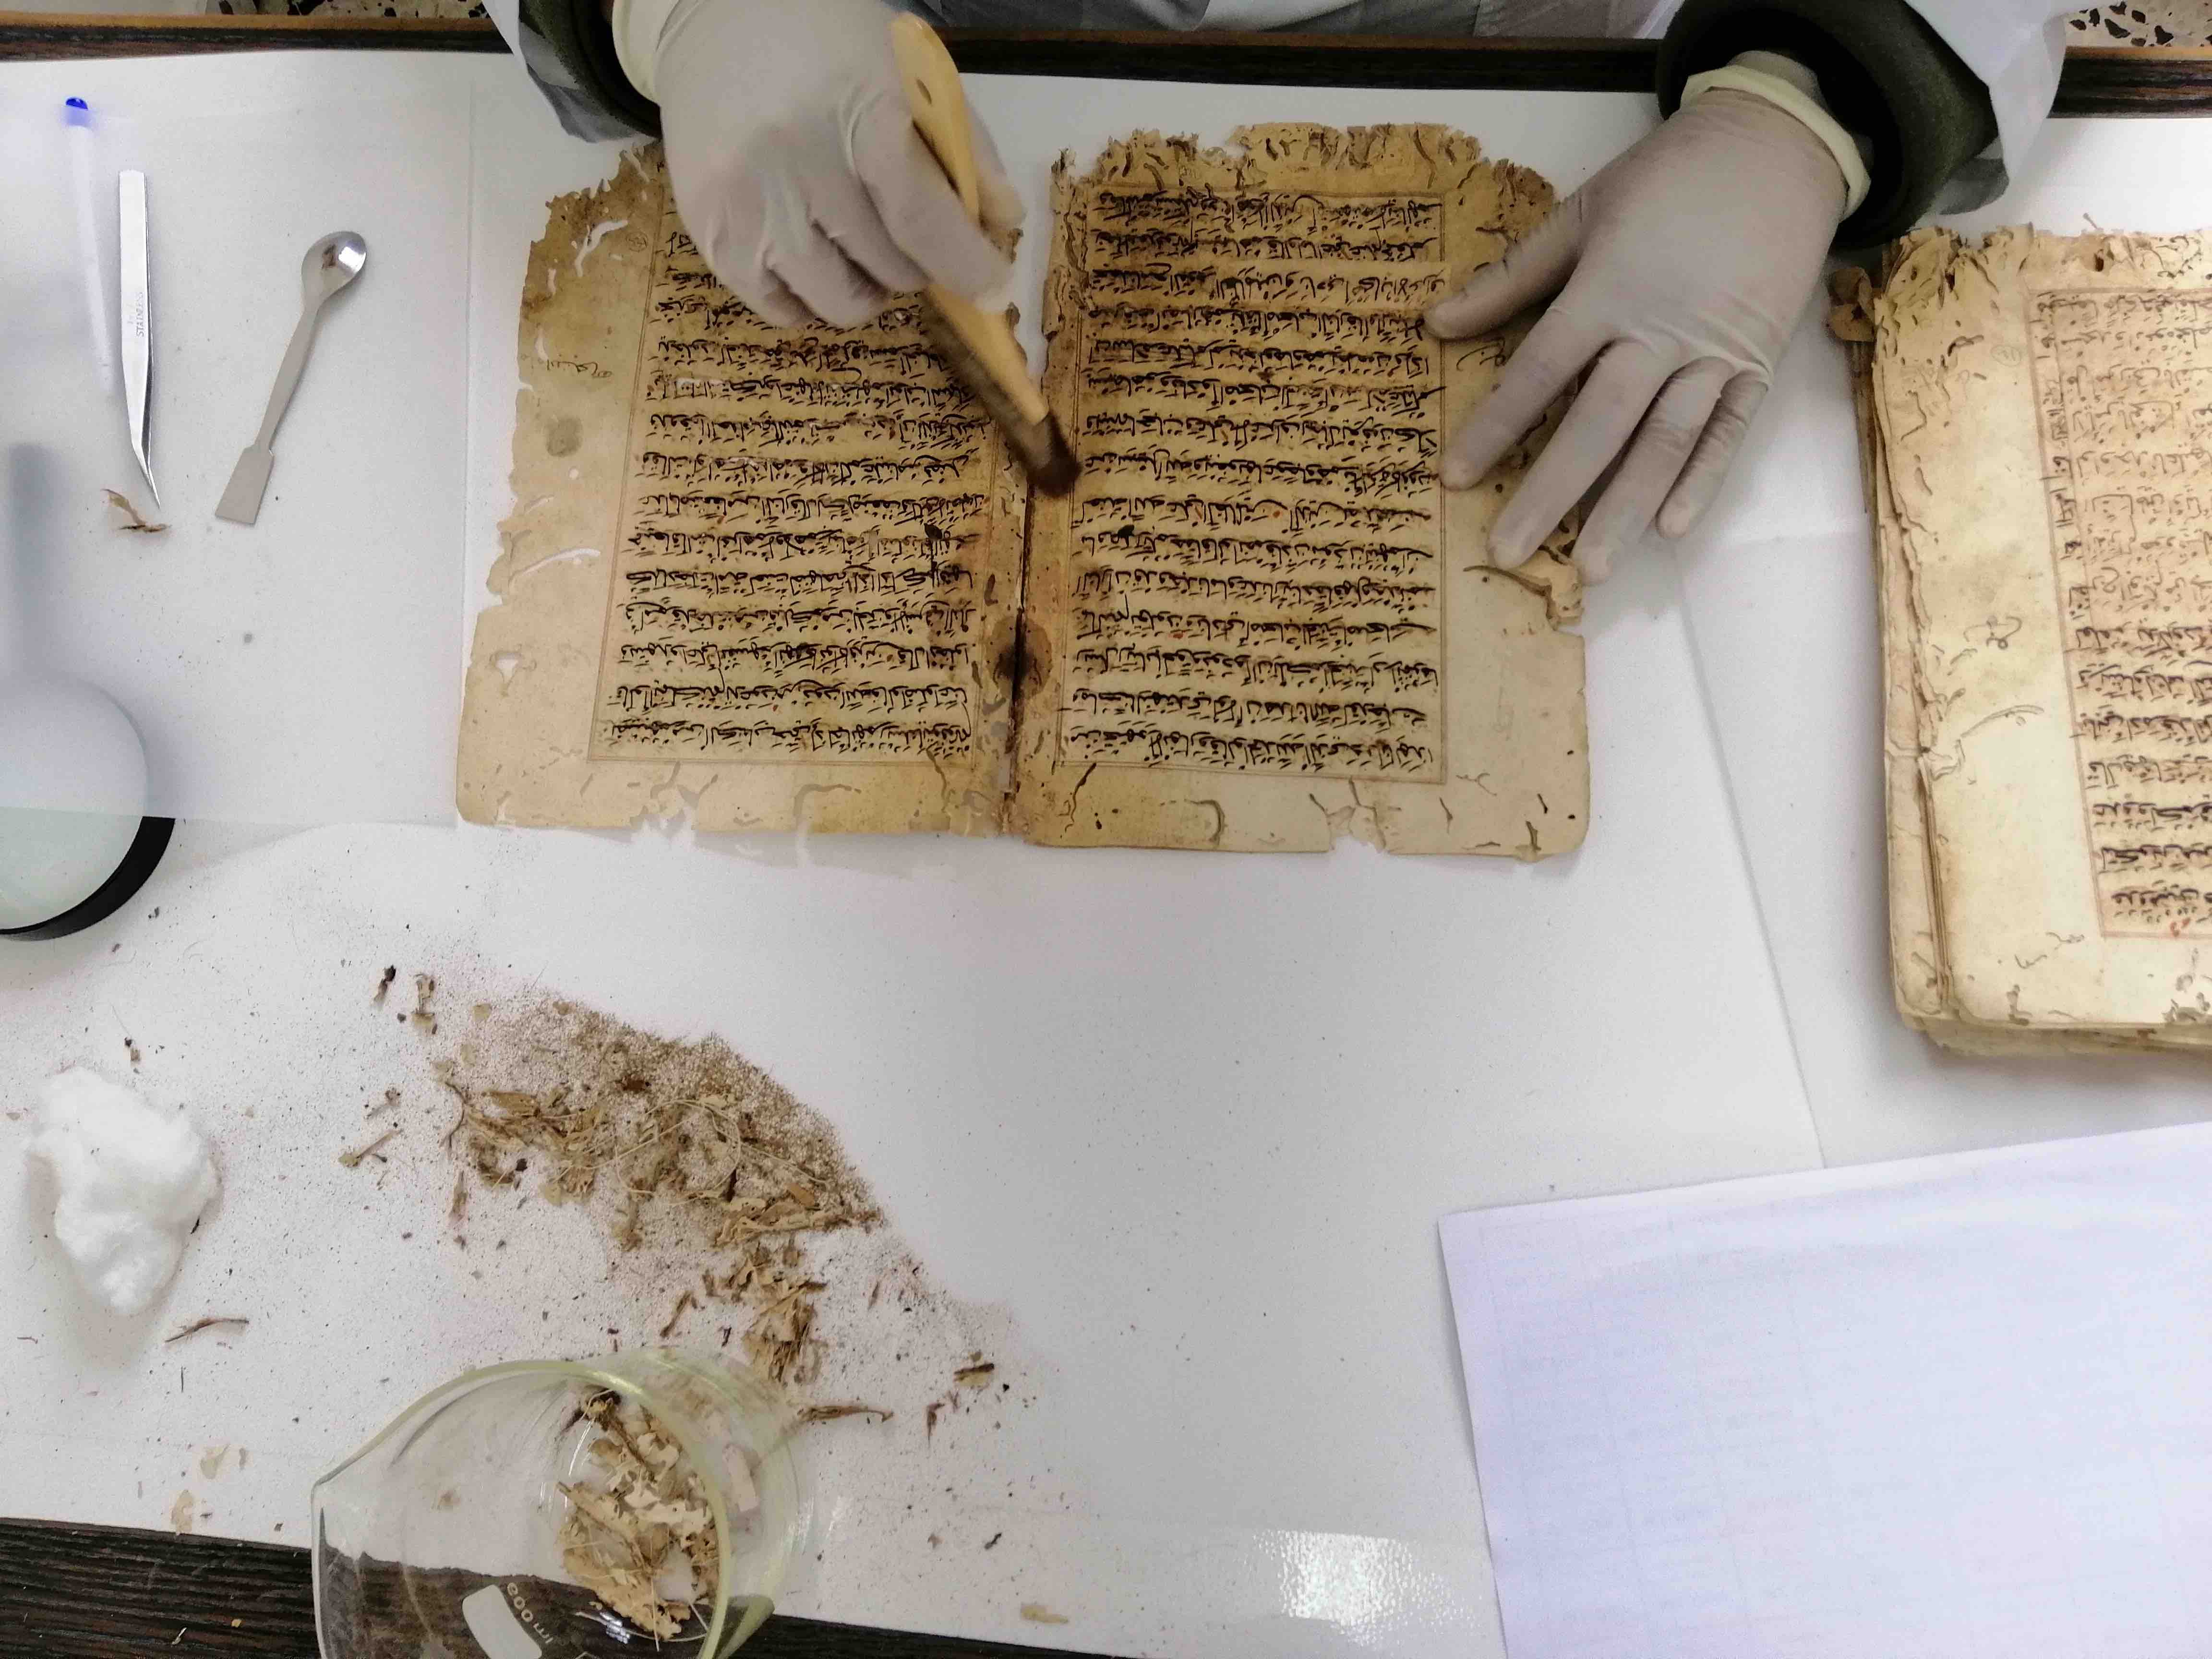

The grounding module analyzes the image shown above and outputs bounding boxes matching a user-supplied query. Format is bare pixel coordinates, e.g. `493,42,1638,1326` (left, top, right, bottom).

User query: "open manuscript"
460,131,1587,855
1837,228,2212,1052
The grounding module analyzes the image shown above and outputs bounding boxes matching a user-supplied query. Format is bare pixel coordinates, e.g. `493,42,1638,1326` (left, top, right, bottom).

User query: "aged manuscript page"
462,132,1588,859
1853,227,2212,1046
1015,126,1587,855
458,149,1027,833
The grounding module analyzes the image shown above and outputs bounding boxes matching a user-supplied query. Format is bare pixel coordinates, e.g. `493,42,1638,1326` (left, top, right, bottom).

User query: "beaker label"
460,1584,542,1659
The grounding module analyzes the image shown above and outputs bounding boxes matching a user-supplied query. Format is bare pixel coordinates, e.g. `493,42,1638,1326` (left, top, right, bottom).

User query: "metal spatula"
216,231,368,526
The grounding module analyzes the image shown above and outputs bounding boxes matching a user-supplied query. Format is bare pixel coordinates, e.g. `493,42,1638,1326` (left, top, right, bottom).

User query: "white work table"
1,50,2207,1659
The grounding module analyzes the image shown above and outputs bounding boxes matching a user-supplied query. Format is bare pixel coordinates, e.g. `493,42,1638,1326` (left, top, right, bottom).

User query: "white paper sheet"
1442,1122,2212,1659
0,58,473,825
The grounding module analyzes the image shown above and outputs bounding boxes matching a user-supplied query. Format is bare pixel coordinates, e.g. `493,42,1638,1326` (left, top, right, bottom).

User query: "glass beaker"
311,1349,805,1659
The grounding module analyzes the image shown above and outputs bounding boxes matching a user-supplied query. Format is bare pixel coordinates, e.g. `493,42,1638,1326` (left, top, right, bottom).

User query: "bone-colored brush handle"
891,12,982,221
889,13,1048,428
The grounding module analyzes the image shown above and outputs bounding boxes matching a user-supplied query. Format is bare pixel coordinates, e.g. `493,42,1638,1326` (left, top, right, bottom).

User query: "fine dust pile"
436,1000,879,1386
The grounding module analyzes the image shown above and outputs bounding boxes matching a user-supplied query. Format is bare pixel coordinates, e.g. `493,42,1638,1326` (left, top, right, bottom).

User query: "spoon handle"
253,295,327,452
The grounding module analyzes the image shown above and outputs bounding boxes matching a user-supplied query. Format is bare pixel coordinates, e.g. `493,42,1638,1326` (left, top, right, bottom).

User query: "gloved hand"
1427,88,1849,581
640,0,1022,328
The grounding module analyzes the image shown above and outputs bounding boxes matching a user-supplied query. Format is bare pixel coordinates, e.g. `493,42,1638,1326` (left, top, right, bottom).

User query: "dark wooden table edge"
0,13,2209,111
1,1515,1130,1659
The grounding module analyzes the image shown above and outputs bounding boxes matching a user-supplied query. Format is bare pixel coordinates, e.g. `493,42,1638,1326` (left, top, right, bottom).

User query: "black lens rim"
0,816,175,941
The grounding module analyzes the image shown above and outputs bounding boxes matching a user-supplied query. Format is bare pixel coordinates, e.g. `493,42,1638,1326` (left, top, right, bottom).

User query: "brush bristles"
1028,415,1082,498
919,301,1084,497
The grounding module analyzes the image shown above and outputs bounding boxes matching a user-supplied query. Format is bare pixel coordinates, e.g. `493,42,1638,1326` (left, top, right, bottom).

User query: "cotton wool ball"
29,1067,219,1317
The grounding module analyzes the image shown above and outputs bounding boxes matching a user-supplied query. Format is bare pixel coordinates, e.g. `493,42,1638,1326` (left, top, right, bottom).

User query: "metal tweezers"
120,168,156,506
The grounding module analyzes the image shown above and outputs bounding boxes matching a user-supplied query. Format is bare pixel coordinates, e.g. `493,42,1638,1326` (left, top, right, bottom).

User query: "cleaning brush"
890,14,1081,497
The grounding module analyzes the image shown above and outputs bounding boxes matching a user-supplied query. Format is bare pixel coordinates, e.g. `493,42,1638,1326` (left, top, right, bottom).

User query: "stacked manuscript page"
1838,228,2212,1053
459,130,1587,856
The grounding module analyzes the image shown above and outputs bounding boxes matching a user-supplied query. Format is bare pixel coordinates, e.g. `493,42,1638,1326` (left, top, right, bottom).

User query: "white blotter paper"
0,60,472,825
1442,1124,2212,1659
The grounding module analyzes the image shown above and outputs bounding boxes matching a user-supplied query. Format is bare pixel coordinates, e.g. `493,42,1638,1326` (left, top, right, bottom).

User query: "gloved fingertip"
1655,496,1706,541
1487,531,1536,570
1577,541,1614,584
1423,289,1486,340
1440,457,1480,491
977,171,1027,238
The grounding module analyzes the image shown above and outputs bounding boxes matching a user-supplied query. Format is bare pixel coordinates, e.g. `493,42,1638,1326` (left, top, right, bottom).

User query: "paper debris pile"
441,1000,879,1383
557,1388,734,1639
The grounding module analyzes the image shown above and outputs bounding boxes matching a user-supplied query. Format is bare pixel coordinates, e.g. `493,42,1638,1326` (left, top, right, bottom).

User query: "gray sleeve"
488,0,1217,143
907,0,1208,23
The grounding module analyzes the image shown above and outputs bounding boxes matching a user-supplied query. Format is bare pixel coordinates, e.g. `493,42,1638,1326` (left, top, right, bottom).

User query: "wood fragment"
953,1362,996,1386
797,1403,894,1424
410,974,438,1035
104,489,168,533
1020,1604,1069,1625
164,1317,248,1345
437,1065,472,1152
372,965,397,1005
339,1128,398,1168
167,1491,195,1534
657,1289,696,1340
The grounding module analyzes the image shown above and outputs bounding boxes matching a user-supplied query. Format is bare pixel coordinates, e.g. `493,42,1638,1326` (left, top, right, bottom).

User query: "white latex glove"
643,0,1022,328
1427,89,1849,581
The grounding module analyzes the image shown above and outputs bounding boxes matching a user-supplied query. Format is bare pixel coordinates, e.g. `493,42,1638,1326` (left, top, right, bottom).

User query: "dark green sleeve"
516,0,660,140
1656,0,1998,249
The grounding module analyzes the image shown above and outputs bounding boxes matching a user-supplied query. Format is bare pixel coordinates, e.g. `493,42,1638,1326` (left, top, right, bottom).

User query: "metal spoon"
215,231,369,526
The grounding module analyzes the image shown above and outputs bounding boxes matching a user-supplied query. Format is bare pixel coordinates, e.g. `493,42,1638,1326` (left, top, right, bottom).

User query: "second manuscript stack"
1840,228,2212,1052
460,127,1587,856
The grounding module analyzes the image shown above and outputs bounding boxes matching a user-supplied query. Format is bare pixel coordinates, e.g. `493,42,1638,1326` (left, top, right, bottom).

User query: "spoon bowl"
303,231,368,306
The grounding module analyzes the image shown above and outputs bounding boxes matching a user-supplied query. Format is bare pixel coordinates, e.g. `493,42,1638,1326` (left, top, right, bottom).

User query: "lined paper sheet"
1442,1125,2212,1659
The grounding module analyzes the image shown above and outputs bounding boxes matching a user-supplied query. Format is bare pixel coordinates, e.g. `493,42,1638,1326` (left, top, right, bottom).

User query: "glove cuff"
611,0,692,101
1681,63,1871,220
1657,0,1998,250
